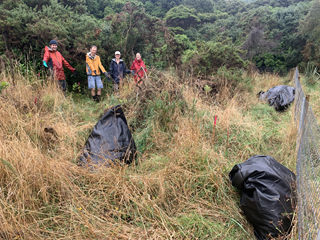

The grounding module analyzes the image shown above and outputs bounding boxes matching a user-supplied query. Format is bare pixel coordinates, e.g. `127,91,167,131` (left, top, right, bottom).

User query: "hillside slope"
0,70,298,239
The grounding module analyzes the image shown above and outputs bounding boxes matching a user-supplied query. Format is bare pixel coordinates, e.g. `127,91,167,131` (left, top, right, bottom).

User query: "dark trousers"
57,80,67,93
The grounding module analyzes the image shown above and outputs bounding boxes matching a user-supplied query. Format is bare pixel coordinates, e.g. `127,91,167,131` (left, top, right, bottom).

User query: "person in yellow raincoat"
86,45,110,102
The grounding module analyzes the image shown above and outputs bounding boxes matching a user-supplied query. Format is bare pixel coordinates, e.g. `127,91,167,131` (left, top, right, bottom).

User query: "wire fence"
295,67,320,240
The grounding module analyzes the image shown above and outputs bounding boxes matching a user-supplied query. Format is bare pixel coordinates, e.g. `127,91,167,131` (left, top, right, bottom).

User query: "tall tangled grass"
0,69,297,239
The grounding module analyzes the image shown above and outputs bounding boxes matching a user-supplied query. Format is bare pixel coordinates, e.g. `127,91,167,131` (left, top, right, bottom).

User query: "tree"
165,5,200,29
103,1,174,68
299,0,320,44
301,40,320,68
297,0,320,65
57,0,87,14
253,52,286,71
140,0,183,18
23,0,51,8
103,0,128,18
241,27,279,60
182,39,248,75
183,0,214,13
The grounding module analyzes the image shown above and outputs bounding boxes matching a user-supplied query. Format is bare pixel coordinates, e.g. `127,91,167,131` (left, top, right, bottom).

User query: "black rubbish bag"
79,105,137,168
258,85,295,111
229,155,296,240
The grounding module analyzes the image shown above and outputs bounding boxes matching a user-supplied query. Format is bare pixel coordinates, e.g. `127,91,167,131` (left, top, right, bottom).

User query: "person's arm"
109,61,117,81
130,61,135,71
130,62,137,75
98,57,106,73
62,56,75,73
109,61,114,76
43,48,50,67
86,55,94,75
123,62,132,74
97,58,110,79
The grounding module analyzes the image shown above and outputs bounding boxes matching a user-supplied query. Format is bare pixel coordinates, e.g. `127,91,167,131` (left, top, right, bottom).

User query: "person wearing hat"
86,45,110,103
109,51,133,94
43,40,77,94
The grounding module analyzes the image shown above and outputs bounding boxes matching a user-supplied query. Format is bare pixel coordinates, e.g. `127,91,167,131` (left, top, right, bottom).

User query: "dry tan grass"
0,70,298,239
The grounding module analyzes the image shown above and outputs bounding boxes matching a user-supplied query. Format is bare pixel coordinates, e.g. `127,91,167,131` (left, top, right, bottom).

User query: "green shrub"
304,62,320,85
216,66,253,92
0,82,9,93
182,39,249,76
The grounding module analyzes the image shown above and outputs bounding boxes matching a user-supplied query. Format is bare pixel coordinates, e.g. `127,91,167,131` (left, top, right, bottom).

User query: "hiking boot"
92,95,96,102
96,95,101,103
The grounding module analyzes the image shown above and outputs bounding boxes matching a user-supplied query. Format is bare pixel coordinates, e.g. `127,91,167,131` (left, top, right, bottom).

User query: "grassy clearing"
0,70,299,239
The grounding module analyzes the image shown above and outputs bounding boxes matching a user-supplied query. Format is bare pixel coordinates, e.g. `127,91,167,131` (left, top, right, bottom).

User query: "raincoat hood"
87,52,96,60
45,46,55,52
112,58,123,62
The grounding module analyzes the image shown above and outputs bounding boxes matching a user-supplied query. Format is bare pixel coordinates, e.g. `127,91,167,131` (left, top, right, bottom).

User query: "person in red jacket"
43,40,77,94
130,53,148,85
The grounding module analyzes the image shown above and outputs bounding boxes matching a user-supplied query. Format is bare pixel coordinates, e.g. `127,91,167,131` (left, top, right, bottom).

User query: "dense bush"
182,39,248,75
0,0,318,83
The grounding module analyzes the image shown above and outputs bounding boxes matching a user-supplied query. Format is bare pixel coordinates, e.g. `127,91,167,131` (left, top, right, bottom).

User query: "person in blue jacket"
109,51,133,94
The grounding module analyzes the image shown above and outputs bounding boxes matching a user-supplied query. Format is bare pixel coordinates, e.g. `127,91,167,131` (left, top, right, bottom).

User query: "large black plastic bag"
229,155,296,240
258,85,295,111
79,105,137,168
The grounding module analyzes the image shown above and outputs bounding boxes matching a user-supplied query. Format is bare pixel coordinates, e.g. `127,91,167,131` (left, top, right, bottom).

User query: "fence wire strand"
295,68,320,240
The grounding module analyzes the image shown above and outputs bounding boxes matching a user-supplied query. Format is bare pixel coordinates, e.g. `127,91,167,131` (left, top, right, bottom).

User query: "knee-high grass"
0,69,297,239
